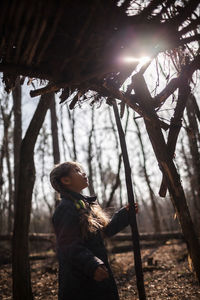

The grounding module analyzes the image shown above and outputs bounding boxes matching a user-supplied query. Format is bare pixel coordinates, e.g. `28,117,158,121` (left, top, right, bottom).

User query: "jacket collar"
60,189,97,204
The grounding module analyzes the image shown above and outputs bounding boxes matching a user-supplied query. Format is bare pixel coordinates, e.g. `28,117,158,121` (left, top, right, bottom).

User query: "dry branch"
112,99,146,299
1,0,200,97
159,80,191,197
131,73,200,283
154,55,200,108
29,82,65,98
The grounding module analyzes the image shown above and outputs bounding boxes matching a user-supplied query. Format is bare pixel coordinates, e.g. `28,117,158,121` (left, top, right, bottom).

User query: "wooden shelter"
0,1,129,93
1,0,200,105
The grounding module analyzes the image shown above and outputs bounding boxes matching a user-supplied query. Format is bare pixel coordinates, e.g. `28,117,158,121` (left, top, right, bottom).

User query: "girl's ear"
60,176,71,185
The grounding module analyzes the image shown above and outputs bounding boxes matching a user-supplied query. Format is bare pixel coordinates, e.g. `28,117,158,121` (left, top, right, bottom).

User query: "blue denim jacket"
52,190,130,300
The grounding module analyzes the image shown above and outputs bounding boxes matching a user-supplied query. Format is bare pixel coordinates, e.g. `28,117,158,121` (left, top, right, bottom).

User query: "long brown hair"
49,162,110,239
79,203,110,239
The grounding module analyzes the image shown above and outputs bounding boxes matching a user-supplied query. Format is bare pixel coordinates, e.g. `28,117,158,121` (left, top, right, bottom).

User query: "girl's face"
60,165,89,193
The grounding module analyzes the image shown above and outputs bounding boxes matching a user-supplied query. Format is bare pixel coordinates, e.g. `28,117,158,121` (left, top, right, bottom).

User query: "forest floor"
0,240,200,299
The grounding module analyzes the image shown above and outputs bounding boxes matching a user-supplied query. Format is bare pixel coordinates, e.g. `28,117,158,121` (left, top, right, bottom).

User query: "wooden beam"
112,99,146,300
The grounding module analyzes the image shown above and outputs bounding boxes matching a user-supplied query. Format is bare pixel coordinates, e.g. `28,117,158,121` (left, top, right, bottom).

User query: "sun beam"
122,56,151,64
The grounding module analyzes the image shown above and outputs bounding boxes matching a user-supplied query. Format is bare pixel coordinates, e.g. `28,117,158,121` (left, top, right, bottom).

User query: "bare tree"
134,117,161,232
0,103,13,233
59,105,70,160
12,77,22,216
92,114,107,203
185,95,200,215
50,94,60,164
66,106,77,161
105,105,130,208
37,125,54,216
12,92,54,300
50,93,61,207
180,137,197,212
87,106,95,195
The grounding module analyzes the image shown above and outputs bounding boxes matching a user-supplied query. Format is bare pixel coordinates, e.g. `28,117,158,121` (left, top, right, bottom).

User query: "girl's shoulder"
52,197,78,222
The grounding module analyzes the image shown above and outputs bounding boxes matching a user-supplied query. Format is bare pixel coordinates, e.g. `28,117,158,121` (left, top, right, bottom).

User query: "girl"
50,161,138,300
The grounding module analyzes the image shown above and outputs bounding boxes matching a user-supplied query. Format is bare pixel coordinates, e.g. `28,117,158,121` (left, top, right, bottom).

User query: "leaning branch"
153,55,200,108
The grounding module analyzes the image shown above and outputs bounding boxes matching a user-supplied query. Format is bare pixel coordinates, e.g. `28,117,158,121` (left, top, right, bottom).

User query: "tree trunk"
0,125,5,234
50,94,60,164
12,78,22,216
180,138,199,220
134,118,161,233
50,93,61,208
0,105,13,233
135,182,153,225
186,95,200,214
12,93,53,300
106,105,129,208
67,106,77,160
93,119,107,204
87,107,95,195
59,105,68,160
40,126,54,217
5,129,13,233
106,154,122,208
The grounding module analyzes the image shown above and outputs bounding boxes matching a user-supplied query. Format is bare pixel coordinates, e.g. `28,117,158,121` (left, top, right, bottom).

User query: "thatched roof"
0,0,200,106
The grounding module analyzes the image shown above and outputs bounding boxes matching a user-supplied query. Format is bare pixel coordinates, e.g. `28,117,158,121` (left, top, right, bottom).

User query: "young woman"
50,161,138,300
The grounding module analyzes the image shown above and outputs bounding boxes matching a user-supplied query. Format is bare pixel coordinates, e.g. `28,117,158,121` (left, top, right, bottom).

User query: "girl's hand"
94,265,109,281
125,202,138,214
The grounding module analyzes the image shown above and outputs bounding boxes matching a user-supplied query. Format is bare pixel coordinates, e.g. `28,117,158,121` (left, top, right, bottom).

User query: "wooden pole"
112,99,146,300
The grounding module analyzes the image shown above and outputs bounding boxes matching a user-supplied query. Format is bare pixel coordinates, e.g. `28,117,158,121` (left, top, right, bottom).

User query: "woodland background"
0,58,199,235
0,0,200,299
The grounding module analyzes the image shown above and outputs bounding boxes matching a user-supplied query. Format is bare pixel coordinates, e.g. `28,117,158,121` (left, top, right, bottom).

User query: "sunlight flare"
122,56,151,64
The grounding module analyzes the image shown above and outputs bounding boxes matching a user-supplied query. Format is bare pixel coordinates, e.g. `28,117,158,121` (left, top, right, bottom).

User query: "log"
111,231,184,242
0,252,55,266
111,241,166,254
0,233,55,242
0,231,184,242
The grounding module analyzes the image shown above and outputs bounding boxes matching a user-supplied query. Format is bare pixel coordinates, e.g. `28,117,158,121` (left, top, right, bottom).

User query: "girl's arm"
52,203,104,278
102,203,138,237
